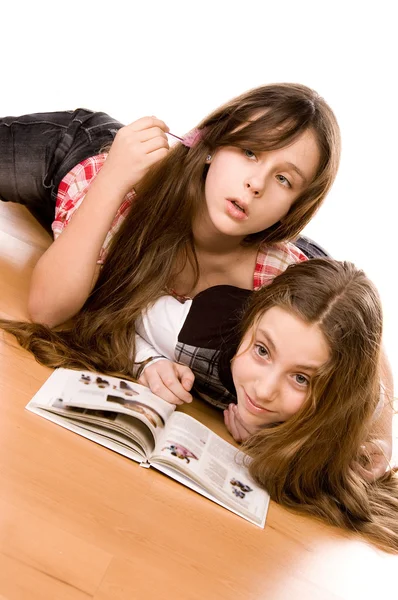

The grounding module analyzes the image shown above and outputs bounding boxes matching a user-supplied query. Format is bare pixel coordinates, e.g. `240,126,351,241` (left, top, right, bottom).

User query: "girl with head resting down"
237,259,397,554
136,259,397,553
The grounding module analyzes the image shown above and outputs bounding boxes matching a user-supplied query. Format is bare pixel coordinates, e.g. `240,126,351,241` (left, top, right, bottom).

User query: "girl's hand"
353,439,392,481
139,359,194,405
100,116,170,197
224,403,257,443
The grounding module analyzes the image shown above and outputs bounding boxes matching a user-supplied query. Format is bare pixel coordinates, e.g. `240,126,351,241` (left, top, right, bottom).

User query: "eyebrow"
258,328,276,354
285,162,308,185
257,328,321,372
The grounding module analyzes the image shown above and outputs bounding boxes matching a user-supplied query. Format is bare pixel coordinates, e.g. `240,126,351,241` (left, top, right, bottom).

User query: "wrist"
98,161,139,199
135,356,165,379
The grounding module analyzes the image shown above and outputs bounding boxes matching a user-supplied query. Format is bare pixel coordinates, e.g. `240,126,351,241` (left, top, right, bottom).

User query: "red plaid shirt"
53,154,307,278
53,154,134,265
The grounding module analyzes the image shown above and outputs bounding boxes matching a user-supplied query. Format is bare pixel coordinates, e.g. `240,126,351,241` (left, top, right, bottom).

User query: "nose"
254,372,279,406
244,175,265,197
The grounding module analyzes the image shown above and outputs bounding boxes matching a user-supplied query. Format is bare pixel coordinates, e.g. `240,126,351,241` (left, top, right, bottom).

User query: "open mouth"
231,200,245,214
226,198,248,220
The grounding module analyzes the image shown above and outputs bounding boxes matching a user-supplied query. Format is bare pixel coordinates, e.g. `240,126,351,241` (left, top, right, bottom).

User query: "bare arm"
29,170,124,326
28,117,170,327
135,297,194,404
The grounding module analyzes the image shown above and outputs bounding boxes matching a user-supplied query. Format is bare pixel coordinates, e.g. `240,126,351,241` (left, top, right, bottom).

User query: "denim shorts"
294,235,329,258
0,108,123,232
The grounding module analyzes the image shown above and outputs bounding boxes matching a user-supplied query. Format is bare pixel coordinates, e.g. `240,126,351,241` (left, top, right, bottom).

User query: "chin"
237,404,273,430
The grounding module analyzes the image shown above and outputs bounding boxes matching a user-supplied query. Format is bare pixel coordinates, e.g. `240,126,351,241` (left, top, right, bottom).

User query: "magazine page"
40,400,155,456
26,369,157,462
61,369,175,443
152,411,270,527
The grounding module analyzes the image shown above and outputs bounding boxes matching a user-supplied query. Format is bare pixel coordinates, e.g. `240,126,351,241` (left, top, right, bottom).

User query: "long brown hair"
238,259,398,553
0,83,340,375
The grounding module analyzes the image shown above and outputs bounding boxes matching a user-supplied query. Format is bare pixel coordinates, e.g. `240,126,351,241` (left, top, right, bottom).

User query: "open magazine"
26,368,270,527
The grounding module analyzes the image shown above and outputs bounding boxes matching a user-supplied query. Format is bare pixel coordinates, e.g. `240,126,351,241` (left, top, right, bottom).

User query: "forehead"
233,114,321,182
254,306,330,369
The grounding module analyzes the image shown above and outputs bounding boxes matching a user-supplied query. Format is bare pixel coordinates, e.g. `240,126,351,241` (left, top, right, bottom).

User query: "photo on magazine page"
26,368,175,460
61,369,175,434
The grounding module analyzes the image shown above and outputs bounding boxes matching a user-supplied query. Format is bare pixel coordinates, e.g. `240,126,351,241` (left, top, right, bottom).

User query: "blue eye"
244,149,256,159
254,344,269,358
295,374,309,386
276,174,291,188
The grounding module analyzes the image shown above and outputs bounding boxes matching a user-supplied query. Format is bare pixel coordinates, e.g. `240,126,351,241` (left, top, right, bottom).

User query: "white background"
1,0,397,382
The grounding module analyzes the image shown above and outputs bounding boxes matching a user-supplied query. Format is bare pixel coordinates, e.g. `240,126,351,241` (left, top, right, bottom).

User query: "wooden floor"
0,202,397,600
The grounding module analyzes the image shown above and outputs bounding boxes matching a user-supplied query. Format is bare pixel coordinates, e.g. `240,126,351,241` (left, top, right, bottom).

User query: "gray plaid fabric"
175,342,236,409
